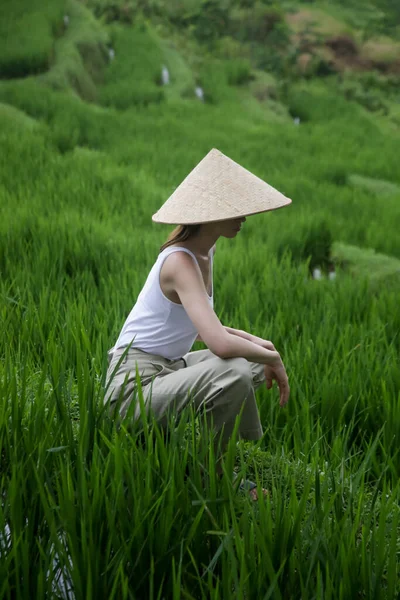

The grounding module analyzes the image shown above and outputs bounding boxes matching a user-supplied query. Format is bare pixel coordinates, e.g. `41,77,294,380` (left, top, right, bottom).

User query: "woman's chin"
221,229,241,238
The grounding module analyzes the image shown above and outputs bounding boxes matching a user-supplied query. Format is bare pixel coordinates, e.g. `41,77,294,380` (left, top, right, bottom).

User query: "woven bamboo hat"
152,148,291,225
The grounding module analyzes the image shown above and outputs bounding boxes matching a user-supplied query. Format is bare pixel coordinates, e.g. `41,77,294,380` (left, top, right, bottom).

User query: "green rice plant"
332,242,400,285
1,258,400,596
157,38,197,101
197,61,233,104
0,0,66,79
1,333,398,598
85,0,140,24
229,2,289,45
348,173,400,196
275,216,334,272
0,0,109,102
1,10,400,592
225,58,253,86
98,23,166,109
0,103,40,132
284,80,363,123
341,78,389,114
39,0,110,101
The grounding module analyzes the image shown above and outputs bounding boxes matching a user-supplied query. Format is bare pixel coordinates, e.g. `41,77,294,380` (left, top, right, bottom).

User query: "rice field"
0,3,400,598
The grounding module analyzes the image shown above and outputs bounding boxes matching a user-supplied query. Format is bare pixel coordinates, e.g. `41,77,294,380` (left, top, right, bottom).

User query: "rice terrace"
1,0,400,598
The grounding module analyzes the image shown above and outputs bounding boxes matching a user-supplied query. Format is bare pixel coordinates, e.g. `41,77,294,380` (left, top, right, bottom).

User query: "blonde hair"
159,224,201,252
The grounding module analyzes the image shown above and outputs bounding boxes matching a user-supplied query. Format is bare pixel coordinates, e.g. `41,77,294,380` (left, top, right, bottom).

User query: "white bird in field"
195,86,204,102
161,66,170,85
312,268,322,280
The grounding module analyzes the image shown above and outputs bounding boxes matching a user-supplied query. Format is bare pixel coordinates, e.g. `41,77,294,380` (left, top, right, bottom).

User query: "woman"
105,149,291,501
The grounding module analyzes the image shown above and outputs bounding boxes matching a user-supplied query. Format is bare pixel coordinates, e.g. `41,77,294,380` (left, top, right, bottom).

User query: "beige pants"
104,346,266,447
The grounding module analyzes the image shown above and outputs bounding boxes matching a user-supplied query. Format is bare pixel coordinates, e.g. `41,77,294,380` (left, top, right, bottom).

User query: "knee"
224,357,253,390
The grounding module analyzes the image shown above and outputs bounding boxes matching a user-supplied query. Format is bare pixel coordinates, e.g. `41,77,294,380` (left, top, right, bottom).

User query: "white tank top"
112,246,214,360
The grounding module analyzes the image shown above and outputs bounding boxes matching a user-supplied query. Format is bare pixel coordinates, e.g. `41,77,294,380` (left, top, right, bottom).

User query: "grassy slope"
0,1,400,597
0,0,66,77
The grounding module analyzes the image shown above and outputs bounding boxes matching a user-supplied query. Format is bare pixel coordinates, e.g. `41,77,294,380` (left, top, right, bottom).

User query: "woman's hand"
264,361,290,407
260,340,275,351
222,329,289,404
258,339,289,406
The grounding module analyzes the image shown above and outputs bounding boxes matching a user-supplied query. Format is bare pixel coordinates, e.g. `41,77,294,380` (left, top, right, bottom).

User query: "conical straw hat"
152,148,292,224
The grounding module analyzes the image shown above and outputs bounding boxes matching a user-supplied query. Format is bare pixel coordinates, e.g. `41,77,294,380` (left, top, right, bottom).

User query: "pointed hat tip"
152,148,293,224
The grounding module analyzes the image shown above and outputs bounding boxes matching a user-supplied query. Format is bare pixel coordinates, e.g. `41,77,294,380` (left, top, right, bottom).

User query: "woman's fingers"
264,362,290,406
263,365,274,389
278,381,290,407
277,374,290,407
268,363,290,407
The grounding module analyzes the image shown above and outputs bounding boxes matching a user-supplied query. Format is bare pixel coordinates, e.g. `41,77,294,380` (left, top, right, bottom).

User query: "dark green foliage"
197,61,231,103
225,58,253,85
310,55,337,78
190,0,233,43
100,80,165,109
285,84,363,123
98,24,166,109
87,0,138,23
1,0,400,596
228,2,291,74
323,166,348,186
302,220,334,271
368,0,400,30
197,57,253,103
76,39,109,85
230,2,289,44
0,0,66,78
0,80,112,152
277,219,334,272
340,74,391,114
352,71,400,94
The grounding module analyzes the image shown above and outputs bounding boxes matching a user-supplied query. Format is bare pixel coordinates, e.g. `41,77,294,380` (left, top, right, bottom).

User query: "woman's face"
194,217,247,242
217,216,247,238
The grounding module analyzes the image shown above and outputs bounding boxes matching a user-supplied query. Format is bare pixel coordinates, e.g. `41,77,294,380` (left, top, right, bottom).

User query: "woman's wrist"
264,351,281,366
224,327,275,351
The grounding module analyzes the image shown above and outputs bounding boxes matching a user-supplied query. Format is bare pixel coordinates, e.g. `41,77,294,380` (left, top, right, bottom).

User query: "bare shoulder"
161,250,198,280
160,251,202,299
159,247,228,357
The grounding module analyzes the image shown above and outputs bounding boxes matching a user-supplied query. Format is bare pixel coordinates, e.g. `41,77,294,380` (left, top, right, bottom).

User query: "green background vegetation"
0,0,399,597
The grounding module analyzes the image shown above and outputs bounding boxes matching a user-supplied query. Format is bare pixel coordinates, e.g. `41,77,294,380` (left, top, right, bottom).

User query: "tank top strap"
159,246,197,259
159,246,213,262
157,246,213,298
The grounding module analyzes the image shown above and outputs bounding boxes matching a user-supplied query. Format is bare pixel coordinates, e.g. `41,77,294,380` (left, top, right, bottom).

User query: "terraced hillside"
0,1,399,598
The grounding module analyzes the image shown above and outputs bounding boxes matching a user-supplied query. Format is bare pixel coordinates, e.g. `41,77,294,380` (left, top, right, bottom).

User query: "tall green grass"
0,8,400,598
99,23,165,109
0,0,66,78
40,0,110,101
0,337,399,598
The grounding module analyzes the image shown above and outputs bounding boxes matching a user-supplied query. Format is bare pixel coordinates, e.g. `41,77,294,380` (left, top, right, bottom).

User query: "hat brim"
152,197,292,225
152,148,293,225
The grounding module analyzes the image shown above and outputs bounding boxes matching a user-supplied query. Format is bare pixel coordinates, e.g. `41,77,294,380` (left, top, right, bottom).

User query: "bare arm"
219,334,281,365
169,253,290,405
167,253,281,366
223,326,275,350
198,330,280,363
224,326,290,405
